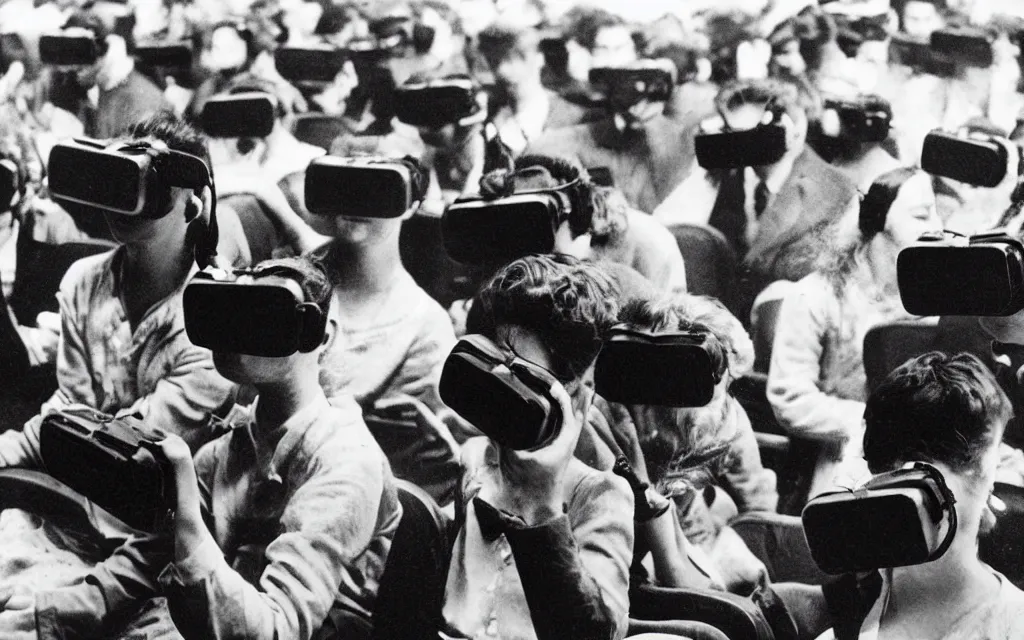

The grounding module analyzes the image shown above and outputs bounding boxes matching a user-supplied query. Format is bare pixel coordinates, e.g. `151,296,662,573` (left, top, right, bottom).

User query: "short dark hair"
863,351,1011,478
478,21,540,65
565,7,629,52
251,256,333,309
65,10,136,54
859,166,920,238
470,254,617,383
126,111,210,169
715,77,813,119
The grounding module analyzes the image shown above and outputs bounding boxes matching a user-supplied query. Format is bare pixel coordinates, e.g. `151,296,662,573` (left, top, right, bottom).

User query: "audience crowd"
2,0,1024,638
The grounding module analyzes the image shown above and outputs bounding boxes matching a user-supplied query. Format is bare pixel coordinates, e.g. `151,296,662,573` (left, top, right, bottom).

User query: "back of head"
864,351,1011,481
859,166,921,238
470,253,617,382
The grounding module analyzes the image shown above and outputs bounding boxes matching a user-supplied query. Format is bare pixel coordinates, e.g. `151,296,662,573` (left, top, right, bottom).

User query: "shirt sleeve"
35,531,172,640
767,277,866,444
506,472,634,640
159,441,389,640
118,339,235,453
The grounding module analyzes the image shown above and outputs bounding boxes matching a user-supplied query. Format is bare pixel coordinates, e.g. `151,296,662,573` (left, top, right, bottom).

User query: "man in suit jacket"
478,20,603,158
527,59,698,214
655,78,858,321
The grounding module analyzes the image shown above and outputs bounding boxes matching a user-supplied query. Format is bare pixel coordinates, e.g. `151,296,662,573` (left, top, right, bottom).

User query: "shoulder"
400,273,457,335
59,249,116,296
566,459,632,521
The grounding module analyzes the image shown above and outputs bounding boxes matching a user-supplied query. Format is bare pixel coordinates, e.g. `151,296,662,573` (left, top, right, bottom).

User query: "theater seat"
628,618,730,639
667,223,736,302
367,480,451,640
629,583,797,640
980,482,1024,590
291,114,350,151
730,511,829,586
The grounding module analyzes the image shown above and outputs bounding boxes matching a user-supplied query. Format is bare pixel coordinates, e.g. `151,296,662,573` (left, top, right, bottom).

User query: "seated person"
155,257,402,640
62,9,171,139
528,57,697,214
549,7,639,105
0,109,90,368
477,20,602,157
443,254,634,640
767,167,943,507
613,294,778,591
477,149,688,294
246,152,460,502
0,257,402,640
778,352,1024,640
0,112,239,457
654,77,859,320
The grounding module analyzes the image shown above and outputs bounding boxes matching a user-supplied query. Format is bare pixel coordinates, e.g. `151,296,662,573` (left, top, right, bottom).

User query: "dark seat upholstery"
667,223,737,305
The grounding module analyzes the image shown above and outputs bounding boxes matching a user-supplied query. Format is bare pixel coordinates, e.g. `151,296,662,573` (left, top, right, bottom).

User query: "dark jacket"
91,69,170,139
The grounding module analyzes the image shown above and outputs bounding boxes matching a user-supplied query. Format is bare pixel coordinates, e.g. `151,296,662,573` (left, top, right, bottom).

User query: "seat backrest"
292,114,350,151
10,237,112,324
980,482,1024,590
399,214,486,308
730,511,829,586
667,223,737,301
629,584,777,640
370,479,451,640
628,618,731,640
220,193,283,265
863,322,939,393
752,298,784,374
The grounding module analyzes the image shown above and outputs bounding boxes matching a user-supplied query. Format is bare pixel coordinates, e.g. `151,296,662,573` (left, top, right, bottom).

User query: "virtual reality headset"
0,159,17,211
594,326,725,407
589,62,675,106
921,129,1021,188
441,178,587,265
48,138,211,218
200,92,277,139
695,109,788,170
134,41,192,69
39,33,100,66
183,269,328,357
304,155,424,219
802,462,957,574
823,94,891,143
274,46,347,85
39,408,173,532
439,334,562,451
930,27,994,68
394,77,479,129
897,231,1024,316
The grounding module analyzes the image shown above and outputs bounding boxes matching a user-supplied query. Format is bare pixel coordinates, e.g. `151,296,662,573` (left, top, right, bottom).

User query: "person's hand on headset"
477,378,594,527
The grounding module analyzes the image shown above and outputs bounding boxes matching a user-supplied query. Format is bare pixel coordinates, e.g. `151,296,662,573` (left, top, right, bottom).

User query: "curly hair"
864,351,1011,482
469,254,617,383
250,255,333,310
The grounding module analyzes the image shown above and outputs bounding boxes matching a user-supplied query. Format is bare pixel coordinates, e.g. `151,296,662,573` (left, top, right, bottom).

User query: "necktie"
754,180,771,218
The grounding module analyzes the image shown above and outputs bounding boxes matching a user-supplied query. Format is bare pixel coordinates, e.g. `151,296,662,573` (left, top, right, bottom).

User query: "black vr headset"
897,231,1024,316
183,267,328,357
889,28,994,77
39,32,102,66
594,326,725,407
274,46,347,85
589,61,675,107
823,94,892,143
394,77,479,129
0,158,18,212
48,138,211,218
304,155,426,219
695,103,788,170
39,408,173,532
802,462,957,574
199,92,277,138
921,129,1022,188
134,41,192,69
439,334,562,451
441,177,589,265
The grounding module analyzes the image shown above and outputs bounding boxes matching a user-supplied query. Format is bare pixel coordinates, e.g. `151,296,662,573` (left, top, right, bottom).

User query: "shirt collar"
248,392,332,483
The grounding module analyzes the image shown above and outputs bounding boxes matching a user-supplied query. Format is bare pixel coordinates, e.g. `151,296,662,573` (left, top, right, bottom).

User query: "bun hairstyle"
478,128,597,236
859,166,920,238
